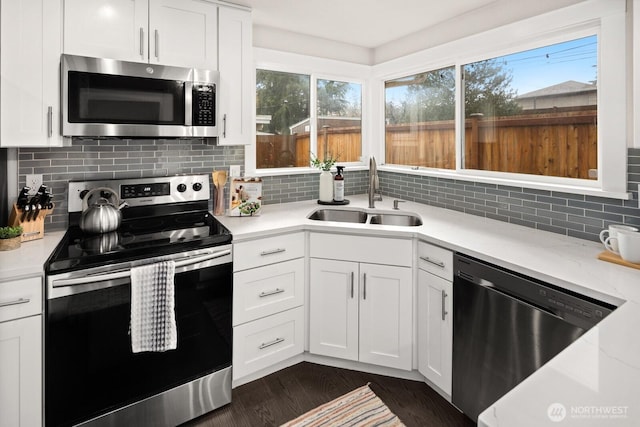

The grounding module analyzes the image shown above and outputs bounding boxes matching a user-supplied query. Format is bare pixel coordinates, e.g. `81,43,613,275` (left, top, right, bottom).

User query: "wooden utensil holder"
8,203,54,242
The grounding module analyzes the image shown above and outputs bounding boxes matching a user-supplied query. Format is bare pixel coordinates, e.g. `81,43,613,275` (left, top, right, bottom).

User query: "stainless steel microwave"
61,54,219,138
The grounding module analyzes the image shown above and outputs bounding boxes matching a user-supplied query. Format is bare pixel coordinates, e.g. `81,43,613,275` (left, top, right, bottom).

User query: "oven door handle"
51,248,232,288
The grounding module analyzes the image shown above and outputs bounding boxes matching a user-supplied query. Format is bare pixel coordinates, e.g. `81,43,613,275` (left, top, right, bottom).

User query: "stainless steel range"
45,174,233,427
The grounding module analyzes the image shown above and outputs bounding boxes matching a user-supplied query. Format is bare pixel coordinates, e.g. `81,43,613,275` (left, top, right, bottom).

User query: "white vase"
319,170,333,202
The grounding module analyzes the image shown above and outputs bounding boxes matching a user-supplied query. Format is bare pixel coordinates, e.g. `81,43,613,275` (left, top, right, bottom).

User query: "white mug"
605,230,640,264
600,224,638,252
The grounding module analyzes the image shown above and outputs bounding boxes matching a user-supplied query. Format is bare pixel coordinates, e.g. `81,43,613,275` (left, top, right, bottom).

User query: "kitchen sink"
308,208,422,226
307,208,368,223
369,213,423,226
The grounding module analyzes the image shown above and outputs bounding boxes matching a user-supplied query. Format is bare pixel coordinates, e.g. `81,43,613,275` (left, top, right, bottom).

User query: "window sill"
378,165,633,200
252,164,368,177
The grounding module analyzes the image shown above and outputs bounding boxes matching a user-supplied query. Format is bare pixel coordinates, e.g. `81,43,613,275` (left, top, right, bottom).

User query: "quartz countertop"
216,195,640,426
0,231,65,281
2,196,639,426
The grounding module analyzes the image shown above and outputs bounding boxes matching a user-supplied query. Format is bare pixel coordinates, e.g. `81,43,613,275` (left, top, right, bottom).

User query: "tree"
317,80,347,116
385,59,521,124
256,70,310,134
463,59,521,117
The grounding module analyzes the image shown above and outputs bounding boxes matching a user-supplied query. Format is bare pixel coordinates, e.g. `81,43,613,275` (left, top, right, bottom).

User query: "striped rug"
281,384,406,427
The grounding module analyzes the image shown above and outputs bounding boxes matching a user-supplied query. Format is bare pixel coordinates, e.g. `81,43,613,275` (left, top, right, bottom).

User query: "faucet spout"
368,156,382,208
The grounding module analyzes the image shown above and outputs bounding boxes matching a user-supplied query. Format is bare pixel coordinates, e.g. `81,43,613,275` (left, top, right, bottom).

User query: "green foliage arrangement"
0,226,23,239
310,153,338,171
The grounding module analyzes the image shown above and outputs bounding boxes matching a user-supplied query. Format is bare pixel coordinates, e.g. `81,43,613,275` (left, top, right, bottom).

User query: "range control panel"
68,175,210,212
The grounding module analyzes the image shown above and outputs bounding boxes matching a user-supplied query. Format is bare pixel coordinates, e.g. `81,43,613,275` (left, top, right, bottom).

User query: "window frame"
249,49,370,176
373,0,629,199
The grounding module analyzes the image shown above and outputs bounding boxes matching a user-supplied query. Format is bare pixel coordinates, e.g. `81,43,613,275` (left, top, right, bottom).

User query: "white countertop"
2,196,639,425
0,231,65,281
217,195,640,426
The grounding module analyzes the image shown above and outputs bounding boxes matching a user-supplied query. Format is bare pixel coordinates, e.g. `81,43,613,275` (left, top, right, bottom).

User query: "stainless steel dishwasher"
451,253,615,422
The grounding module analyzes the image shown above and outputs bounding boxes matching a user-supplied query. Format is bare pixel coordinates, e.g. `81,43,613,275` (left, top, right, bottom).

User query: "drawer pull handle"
420,256,445,268
258,337,284,350
260,248,286,256
0,298,30,308
259,288,284,298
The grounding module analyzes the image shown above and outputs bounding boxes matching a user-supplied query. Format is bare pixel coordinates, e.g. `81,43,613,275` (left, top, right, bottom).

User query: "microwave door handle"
185,81,193,127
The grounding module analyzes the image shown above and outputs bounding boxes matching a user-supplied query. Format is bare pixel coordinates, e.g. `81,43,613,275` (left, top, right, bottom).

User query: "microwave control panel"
192,84,216,126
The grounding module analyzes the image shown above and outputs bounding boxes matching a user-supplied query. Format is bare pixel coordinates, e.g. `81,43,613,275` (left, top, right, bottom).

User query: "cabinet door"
309,259,359,361
418,269,452,395
63,0,148,63
217,6,252,145
1,0,62,147
149,0,217,69
0,316,42,427
359,263,412,370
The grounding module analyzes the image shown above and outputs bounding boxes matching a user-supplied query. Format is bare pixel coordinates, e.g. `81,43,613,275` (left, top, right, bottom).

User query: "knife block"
8,203,54,242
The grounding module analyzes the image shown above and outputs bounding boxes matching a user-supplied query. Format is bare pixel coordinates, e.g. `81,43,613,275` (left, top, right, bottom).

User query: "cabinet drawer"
0,276,42,323
233,306,304,380
310,233,412,267
233,232,305,271
418,242,453,281
233,258,304,326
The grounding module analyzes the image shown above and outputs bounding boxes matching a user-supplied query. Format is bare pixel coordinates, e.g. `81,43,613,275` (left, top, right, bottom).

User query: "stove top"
47,210,231,274
46,174,232,275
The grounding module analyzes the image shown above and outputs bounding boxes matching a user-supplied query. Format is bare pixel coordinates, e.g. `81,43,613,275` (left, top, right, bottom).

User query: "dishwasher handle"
457,270,564,322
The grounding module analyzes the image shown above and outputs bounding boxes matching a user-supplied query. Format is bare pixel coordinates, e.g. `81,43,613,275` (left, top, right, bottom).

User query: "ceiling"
229,0,586,51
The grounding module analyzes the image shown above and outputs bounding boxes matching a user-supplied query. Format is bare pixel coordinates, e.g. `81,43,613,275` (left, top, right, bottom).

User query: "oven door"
45,247,232,427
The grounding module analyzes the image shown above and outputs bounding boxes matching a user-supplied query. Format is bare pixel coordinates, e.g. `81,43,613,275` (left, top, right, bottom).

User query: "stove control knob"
177,183,187,193
192,182,203,192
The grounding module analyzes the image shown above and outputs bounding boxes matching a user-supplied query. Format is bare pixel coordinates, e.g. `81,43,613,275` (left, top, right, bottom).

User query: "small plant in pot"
0,226,23,251
311,153,339,202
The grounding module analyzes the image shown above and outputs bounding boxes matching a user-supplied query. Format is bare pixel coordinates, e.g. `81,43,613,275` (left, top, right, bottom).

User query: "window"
256,70,310,169
383,35,604,183
385,67,456,169
462,35,598,180
255,70,362,170
316,79,362,164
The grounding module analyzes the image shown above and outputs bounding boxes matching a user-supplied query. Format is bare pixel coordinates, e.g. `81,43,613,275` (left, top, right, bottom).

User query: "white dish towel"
130,260,177,353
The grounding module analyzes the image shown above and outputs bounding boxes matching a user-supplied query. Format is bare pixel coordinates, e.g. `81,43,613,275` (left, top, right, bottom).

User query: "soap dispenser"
333,166,345,202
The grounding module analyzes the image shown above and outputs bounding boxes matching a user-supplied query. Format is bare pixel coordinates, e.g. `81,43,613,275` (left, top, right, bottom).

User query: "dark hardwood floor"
184,362,475,427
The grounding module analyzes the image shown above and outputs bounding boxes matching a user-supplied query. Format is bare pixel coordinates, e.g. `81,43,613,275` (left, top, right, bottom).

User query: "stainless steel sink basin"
369,213,423,227
308,209,368,223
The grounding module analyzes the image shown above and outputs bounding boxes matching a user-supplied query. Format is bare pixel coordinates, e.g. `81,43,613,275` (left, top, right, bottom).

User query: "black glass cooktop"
46,211,231,275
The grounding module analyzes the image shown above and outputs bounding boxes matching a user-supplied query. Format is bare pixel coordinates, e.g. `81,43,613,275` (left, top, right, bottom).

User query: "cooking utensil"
214,171,227,215
17,187,30,221
79,187,124,234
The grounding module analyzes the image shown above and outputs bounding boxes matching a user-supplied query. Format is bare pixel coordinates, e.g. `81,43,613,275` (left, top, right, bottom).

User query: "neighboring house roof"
517,80,596,99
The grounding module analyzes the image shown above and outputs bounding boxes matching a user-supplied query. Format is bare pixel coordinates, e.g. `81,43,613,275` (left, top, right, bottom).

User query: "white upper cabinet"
148,0,217,69
63,0,217,70
217,6,253,145
63,0,148,63
1,0,63,147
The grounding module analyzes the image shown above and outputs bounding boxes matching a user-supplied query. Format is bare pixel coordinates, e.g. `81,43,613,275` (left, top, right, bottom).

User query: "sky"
385,34,597,102
501,35,597,95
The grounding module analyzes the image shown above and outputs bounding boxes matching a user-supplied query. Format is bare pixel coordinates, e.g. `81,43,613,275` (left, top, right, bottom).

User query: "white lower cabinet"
418,264,453,396
232,232,305,382
309,257,412,370
0,276,43,427
233,306,304,380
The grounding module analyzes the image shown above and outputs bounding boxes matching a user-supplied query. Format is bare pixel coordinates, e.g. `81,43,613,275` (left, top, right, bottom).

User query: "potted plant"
0,226,23,251
311,153,339,202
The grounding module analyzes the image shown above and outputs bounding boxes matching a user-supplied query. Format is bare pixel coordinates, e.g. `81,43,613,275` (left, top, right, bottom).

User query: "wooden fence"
258,109,597,179
257,126,362,168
